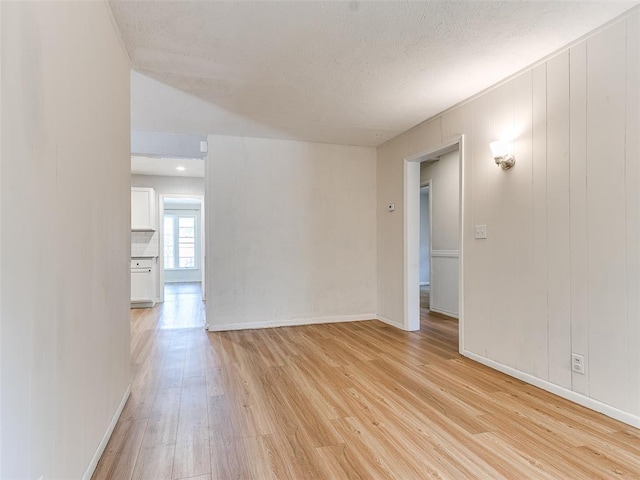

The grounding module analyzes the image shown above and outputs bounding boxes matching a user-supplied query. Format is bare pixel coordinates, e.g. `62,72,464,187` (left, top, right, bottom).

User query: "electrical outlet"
474,225,487,239
571,353,585,374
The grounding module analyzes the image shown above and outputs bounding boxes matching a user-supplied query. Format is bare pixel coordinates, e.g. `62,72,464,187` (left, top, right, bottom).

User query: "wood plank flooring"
93,283,640,479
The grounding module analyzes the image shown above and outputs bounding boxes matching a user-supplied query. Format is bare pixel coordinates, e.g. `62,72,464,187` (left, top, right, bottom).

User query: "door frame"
158,193,206,303
403,135,464,353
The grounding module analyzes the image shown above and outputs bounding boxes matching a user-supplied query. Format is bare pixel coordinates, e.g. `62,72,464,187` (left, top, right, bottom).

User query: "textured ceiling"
111,1,638,147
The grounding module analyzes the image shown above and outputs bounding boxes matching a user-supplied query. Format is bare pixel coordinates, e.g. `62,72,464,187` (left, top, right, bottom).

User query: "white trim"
403,159,421,331
208,313,376,332
427,178,433,322
82,385,131,480
419,282,430,286
376,315,405,329
405,135,463,163
458,135,465,354
431,250,459,258
406,138,460,163
462,350,640,429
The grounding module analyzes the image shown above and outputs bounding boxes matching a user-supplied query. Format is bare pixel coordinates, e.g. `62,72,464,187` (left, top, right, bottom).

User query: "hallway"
93,289,640,479
160,282,206,329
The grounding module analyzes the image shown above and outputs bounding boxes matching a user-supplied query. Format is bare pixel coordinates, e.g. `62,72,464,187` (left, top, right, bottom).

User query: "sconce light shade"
490,140,515,170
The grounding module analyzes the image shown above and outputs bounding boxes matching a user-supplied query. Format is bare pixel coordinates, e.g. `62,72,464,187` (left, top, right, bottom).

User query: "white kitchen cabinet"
131,187,156,231
131,258,155,306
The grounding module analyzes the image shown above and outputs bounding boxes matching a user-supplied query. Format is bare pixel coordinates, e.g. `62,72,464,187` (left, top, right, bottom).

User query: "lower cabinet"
131,258,156,306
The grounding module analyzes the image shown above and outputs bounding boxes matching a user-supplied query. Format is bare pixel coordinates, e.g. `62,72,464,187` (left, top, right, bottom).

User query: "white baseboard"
376,315,405,330
208,313,376,332
82,385,131,480
462,350,640,429
430,307,459,319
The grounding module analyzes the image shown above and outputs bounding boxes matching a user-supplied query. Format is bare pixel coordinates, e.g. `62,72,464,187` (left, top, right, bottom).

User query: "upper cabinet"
131,187,156,231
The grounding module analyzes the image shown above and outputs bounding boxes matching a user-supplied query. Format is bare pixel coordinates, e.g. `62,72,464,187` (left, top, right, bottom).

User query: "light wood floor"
93,283,640,479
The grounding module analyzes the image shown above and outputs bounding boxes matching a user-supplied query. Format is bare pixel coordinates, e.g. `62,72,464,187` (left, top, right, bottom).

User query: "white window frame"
163,210,200,271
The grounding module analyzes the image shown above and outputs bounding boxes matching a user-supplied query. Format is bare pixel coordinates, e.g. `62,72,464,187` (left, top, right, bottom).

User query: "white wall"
420,151,460,252
206,135,377,330
131,174,204,198
1,2,131,479
420,151,460,317
419,189,430,285
377,12,640,426
131,131,207,159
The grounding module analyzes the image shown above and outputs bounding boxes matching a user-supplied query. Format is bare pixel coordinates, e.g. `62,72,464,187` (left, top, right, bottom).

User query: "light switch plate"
475,225,487,239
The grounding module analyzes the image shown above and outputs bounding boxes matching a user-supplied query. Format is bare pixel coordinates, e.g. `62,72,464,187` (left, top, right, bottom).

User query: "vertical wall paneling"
406,158,422,330
421,151,460,319
419,192,430,285
441,106,464,141
405,117,443,158
569,43,590,395
465,95,492,356
625,13,640,416
488,83,516,366
586,24,629,411
531,64,550,381
512,72,535,375
546,52,572,389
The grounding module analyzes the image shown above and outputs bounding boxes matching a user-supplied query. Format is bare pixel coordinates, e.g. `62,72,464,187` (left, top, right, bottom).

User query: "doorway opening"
130,140,207,329
419,184,431,315
157,195,205,328
160,195,205,293
404,136,464,353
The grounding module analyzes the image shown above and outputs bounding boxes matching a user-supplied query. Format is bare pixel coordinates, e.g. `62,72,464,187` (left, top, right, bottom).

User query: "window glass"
164,212,198,270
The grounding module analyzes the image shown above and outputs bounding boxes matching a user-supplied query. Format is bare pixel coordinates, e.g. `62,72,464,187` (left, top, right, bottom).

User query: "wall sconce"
490,140,515,170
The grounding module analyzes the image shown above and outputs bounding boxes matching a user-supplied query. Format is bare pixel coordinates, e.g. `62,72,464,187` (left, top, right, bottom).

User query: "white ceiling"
131,155,204,178
111,1,638,147
164,197,201,206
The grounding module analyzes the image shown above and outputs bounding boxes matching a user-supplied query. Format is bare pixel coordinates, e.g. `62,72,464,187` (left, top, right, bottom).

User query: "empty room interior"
2,1,640,479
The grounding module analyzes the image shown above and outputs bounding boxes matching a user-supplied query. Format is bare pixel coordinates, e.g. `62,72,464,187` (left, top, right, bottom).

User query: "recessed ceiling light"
176,166,186,171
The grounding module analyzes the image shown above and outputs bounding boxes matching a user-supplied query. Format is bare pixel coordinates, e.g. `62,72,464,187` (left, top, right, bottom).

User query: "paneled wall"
377,12,640,424
420,151,460,317
419,190,430,285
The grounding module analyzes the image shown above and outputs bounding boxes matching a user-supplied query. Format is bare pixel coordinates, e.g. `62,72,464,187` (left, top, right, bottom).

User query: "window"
164,212,198,270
